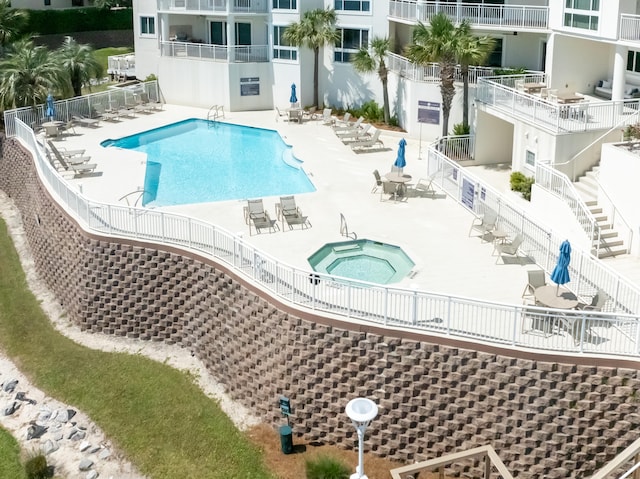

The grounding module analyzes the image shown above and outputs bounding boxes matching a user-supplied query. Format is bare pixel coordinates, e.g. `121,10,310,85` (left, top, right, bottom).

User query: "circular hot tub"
307,239,415,285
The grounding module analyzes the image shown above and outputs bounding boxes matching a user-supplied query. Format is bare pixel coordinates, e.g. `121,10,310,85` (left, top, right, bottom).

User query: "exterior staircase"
573,165,627,259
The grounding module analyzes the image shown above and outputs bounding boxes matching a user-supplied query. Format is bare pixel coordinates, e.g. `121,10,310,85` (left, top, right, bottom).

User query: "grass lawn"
0,217,275,479
0,427,27,479
93,46,133,72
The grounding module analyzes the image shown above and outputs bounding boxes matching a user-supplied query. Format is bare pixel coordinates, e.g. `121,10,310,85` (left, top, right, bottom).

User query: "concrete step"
579,175,598,190
594,245,628,259
574,182,597,201
599,230,619,239
589,206,603,215
593,213,608,222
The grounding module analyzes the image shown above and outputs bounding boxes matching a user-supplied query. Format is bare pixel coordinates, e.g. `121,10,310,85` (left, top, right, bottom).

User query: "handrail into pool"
11,118,640,359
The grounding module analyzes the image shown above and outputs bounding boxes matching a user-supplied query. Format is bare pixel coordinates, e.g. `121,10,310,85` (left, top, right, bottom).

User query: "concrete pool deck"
46,105,598,306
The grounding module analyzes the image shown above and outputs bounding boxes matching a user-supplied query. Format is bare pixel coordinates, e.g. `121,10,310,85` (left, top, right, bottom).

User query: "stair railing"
592,172,633,254
535,162,601,256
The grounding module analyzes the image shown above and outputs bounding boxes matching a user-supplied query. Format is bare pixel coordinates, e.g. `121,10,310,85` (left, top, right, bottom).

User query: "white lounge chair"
275,196,311,230
331,112,351,128
338,124,371,142
72,115,100,128
47,141,98,177
333,115,363,131
321,108,334,125
350,129,384,152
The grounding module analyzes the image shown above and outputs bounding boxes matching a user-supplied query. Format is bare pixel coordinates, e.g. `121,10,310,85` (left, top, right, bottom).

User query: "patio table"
534,285,579,309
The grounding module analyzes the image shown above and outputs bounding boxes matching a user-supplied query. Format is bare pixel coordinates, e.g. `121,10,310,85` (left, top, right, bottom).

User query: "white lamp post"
345,398,378,479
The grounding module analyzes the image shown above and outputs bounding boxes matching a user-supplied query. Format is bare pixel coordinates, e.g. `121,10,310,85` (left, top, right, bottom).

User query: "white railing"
620,14,640,43
107,53,135,79
435,134,474,161
593,172,634,254
160,41,269,63
157,0,267,13
389,1,549,31
2,81,161,138
476,76,640,134
426,146,640,319
386,52,501,84
534,163,600,253
9,117,640,359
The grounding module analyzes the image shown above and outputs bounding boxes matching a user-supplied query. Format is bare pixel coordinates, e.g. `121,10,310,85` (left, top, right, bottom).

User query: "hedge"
25,8,132,35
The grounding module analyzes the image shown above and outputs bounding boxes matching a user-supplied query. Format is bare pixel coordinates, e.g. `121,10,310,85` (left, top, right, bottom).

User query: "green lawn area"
0,427,27,479
93,46,133,72
0,217,275,479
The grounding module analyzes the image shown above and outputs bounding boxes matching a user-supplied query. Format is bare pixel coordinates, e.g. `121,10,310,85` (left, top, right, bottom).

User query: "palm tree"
283,8,339,108
352,36,391,124
0,38,63,109
456,22,495,131
405,14,460,137
56,36,104,97
0,0,28,55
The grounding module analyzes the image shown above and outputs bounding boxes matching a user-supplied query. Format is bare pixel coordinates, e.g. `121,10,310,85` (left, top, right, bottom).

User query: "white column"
227,15,235,62
612,44,628,101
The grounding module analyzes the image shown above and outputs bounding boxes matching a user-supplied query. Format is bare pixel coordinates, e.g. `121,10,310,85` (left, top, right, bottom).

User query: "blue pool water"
308,240,415,284
101,119,315,206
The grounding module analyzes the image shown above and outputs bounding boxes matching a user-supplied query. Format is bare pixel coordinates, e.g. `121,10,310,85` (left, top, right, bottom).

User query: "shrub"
510,171,534,201
623,123,640,141
494,67,528,76
451,123,470,136
24,453,49,479
305,455,350,479
349,100,384,123
26,8,132,35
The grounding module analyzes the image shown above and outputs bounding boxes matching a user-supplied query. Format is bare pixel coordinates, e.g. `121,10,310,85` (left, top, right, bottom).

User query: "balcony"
160,41,269,62
386,52,498,84
476,75,640,135
620,14,640,43
389,1,549,31
157,0,268,14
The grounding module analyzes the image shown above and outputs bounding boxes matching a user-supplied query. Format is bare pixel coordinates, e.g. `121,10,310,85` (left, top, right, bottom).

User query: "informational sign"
279,396,291,416
240,77,260,96
462,178,475,209
417,100,440,124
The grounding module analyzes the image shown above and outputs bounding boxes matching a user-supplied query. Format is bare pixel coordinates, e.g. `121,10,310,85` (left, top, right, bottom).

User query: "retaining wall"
1,137,640,478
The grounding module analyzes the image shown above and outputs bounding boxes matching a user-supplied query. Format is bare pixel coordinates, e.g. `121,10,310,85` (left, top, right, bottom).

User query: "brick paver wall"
1,137,639,478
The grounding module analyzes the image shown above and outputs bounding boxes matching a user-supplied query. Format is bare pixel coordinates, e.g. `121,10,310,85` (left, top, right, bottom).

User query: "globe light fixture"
345,397,378,479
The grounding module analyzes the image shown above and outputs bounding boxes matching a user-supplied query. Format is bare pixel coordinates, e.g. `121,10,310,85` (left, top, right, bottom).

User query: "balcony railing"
389,1,549,31
157,0,267,13
476,75,640,135
620,14,640,43
160,42,269,63
6,110,640,359
386,52,498,84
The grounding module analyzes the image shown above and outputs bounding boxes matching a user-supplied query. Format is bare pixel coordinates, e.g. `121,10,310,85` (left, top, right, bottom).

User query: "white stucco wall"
599,142,640,256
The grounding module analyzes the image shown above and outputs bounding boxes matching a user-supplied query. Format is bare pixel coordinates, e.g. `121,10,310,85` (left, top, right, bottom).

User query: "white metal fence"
9,117,640,359
2,81,161,138
534,163,600,252
477,75,640,134
160,42,269,63
426,147,640,320
156,0,266,13
620,14,640,42
388,1,549,30
386,52,501,84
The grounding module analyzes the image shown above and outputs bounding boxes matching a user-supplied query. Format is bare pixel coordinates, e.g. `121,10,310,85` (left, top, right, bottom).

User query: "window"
44,0,50,5
525,150,536,168
487,38,503,67
334,28,368,63
272,0,296,9
273,26,297,61
564,0,599,31
140,16,156,36
628,50,640,73
334,0,370,12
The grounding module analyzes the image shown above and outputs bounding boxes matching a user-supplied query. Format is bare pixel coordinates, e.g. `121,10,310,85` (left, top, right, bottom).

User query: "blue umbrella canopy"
550,240,571,289
289,83,298,105
394,138,407,169
45,94,56,120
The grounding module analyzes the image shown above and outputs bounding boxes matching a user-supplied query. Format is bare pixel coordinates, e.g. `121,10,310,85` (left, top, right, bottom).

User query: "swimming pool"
308,239,415,285
101,119,315,206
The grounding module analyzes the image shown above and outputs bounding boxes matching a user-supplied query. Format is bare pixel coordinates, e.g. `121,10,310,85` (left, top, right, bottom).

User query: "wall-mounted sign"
240,77,260,96
418,100,440,124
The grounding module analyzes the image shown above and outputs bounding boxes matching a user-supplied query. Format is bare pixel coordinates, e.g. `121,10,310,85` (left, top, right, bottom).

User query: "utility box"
279,425,293,454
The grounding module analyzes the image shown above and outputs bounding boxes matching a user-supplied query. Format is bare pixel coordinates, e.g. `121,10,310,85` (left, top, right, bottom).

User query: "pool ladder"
207,104,225,124
118,188,149,208
339,213,357,239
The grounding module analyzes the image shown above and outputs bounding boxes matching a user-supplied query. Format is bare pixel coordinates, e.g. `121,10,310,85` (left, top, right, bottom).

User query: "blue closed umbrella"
394,138,407,169
45,94,56,121
289,83,298,106
550,240,571,294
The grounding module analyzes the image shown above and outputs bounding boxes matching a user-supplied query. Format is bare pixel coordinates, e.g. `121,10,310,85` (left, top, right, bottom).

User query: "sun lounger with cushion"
338,124,371,142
